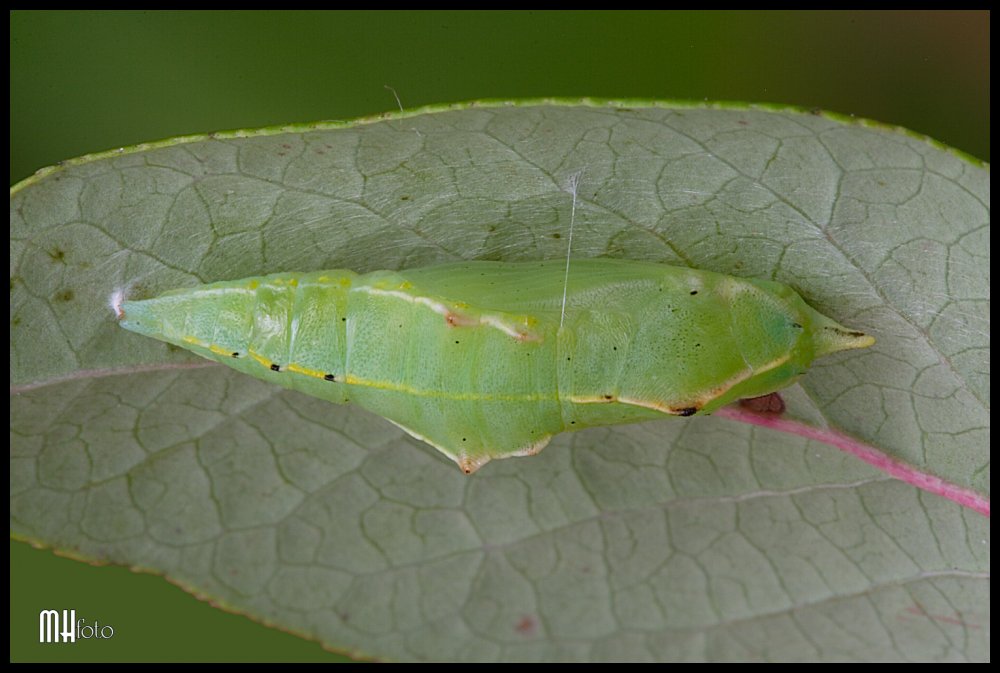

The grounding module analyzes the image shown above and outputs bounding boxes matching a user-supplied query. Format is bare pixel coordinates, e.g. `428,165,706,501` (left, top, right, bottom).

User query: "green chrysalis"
118,259,874,473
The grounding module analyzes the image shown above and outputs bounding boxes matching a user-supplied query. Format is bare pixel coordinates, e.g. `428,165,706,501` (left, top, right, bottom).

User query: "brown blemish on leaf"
515,615,537,636
739,393,785,415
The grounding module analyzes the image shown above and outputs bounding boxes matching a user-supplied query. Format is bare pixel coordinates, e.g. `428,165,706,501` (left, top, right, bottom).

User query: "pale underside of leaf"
10,101,989,661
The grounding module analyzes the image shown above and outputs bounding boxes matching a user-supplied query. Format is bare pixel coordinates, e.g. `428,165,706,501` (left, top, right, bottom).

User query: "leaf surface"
10,101,989,661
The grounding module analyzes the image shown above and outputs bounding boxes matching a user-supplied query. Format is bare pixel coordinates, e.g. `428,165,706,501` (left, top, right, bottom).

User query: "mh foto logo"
39,609,114,643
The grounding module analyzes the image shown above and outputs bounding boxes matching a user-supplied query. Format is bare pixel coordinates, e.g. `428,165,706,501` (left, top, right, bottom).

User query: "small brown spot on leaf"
48,248,66,263
739,393,785,415
515,615,537,636
55,289,75,302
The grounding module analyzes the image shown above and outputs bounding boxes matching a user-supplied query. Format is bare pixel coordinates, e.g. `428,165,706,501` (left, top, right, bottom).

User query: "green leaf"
10,101,989,661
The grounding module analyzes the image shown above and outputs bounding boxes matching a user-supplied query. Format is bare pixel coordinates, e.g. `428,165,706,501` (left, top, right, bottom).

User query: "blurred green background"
9,10,990,662
11,10,990,185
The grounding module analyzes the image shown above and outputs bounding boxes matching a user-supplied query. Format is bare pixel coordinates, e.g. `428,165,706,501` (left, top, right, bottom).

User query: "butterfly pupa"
118,259,874,473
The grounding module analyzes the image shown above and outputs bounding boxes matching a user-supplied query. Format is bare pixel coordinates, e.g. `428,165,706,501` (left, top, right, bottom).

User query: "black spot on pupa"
231,352,240,358
689,290,698,295
341,317,346,322
603,394,613,401
324,373,337,381
270,363,281,372
676,407,698,417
